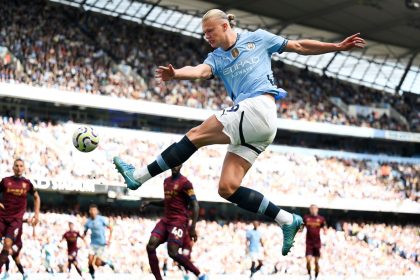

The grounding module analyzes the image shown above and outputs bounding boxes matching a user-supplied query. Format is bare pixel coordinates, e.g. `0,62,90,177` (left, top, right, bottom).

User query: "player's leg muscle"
218,152,251,198
147,235,162,251
187,115,230,148
167,243,180,259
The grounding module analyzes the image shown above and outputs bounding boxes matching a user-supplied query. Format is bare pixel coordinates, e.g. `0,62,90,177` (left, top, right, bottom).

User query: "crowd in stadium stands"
0,116,418,203
0,0,418,132
6,211,418,277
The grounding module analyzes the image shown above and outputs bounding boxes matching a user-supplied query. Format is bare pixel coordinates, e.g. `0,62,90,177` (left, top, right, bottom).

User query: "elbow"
199,72,211,80
296,47,309,55
294,42,309,55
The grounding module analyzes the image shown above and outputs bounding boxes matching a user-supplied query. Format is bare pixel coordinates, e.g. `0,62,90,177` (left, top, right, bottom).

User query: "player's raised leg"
167,243,205,280
113,115,230,190
219,152,303,256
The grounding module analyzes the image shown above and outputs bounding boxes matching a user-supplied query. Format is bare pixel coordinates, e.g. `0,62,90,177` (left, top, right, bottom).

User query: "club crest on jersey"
174,184,179,190
22,182,27,189
247,42,255,50
231,47,240,58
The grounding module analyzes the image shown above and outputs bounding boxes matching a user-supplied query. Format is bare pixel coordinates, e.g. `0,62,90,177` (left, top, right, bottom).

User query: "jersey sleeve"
182,180,197,201
257,29,288,55
28,180,35,195
203,52,219,78
84,221,89,232
102,216,110,227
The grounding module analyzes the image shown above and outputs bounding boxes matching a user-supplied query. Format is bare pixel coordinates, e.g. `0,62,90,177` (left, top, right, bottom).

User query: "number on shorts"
227,104,239,112
171,227,183,238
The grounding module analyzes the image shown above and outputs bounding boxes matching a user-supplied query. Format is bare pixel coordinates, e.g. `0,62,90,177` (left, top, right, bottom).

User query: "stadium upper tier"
0,116,418,212
13,211,419,277
0,0,418,132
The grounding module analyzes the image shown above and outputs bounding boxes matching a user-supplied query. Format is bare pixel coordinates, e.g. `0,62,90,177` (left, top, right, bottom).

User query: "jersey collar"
225,33,240,51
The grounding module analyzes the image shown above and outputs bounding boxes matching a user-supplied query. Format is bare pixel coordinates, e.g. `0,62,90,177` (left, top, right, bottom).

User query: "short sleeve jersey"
84,215,109,246
163,174,197,225
0,176,35,219
204,29,288,104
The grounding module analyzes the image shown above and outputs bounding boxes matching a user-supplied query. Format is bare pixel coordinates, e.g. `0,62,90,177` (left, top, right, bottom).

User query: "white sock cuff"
275,209,293,225
133,167,152,184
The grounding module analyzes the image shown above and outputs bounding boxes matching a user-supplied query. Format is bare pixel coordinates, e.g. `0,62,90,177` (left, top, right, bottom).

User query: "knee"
95,259,102,266
146,243,157,253
186,126,201,144
218,180,239,199
167,247,178,259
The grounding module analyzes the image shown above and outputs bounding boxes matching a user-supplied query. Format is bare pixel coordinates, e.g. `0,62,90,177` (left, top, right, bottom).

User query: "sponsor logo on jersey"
223,56,260,76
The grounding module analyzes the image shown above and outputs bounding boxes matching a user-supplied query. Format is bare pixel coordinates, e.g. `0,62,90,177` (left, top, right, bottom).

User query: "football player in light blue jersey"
83,204,114,279
113,9,365,257
246,221,264,278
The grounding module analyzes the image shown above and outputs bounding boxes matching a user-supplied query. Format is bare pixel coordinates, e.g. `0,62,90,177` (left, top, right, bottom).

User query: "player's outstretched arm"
155,63,212,82
140,199,164,211
285,33,366,55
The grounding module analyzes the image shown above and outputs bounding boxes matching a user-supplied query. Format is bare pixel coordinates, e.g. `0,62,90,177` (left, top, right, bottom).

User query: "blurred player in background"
246,221,264,279
84,204,114,279
142,165,207,280
0,159,40,270
62,221,85,278
41,236,57,275
114,9,365,257
303,205,326,280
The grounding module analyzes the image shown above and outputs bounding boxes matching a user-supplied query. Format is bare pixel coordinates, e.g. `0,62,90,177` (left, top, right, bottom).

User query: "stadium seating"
0,0,418,132
0,116,418,203
12,211,419,277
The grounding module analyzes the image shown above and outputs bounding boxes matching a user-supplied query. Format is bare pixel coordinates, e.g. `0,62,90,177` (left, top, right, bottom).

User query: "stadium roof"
52,0,420,94
178,0,420,50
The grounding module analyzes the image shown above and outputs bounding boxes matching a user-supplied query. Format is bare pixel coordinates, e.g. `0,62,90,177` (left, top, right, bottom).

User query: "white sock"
275,209,293,225
133,167,152,184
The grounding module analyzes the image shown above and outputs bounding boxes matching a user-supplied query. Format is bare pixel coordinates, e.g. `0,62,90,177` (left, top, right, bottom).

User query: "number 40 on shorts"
171,227,183,238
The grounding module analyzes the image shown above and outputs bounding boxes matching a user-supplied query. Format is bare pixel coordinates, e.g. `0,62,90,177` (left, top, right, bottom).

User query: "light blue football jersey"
84,215,109,246
204,29,288,104
246,229,261,253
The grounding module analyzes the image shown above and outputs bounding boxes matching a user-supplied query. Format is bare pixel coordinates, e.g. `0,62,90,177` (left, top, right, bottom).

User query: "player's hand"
139,201,150,212
337,33,366,51
189,227,198,242
155,64,176,83
29,215,39,226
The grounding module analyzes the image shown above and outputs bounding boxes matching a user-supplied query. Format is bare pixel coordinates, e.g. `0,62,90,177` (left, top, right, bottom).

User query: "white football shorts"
215,94,277,164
